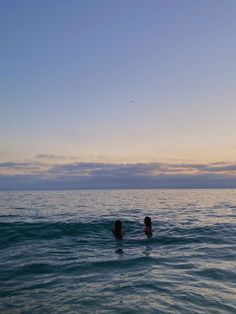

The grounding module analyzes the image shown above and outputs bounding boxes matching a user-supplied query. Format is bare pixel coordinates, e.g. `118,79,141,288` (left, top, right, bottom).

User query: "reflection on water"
115,241,124,256
115,248,123,255
144,243,153,256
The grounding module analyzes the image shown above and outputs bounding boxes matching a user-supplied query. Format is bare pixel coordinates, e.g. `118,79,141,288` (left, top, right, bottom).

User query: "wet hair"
144,216,152,227
114,220,122,233
113,220,123,239
144,216,152,238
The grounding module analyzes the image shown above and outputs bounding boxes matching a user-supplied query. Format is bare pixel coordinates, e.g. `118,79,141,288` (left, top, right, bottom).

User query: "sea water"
0,189,236,313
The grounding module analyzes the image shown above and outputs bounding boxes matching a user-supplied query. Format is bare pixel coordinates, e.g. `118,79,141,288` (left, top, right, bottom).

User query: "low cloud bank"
1,161,236,190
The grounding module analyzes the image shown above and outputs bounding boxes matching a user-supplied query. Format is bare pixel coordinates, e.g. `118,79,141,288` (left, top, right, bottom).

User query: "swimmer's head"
113,220,123,240
144,216,152,227
114,219,122,233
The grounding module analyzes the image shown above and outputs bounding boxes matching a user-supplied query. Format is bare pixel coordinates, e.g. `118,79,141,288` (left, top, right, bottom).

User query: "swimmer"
144,216,152,238
113,220,124,240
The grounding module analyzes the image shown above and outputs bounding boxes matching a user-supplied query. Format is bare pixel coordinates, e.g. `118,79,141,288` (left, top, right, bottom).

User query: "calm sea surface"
0,189,236,313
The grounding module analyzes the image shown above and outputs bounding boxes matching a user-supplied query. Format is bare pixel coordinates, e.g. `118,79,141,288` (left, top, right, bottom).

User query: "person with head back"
144,216,152,238
113,220,124,240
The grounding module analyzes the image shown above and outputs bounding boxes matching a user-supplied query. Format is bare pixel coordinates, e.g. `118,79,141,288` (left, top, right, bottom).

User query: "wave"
1,220,235,249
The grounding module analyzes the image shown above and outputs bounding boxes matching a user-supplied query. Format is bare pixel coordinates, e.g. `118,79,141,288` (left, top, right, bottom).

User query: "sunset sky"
1,0,236,189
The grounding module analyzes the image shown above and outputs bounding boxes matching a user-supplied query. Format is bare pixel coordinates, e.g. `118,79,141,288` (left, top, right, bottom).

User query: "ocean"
0,189,236,313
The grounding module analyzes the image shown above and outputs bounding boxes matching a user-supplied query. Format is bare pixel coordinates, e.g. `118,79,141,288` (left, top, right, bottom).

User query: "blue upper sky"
1,0,236,188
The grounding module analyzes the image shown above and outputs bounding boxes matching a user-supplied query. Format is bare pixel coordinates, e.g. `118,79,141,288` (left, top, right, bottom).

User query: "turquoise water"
0,189,236,313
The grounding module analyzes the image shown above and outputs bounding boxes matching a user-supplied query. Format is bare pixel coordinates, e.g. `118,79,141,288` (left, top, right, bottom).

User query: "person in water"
144,216,152,238
113,220,124,240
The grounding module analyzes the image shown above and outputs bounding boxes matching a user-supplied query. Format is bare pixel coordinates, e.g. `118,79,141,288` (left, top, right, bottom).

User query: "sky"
1,0,236,189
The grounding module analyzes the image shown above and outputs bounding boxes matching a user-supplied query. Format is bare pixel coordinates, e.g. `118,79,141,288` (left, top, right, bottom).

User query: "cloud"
156,162,236,174
0,161,47,176
0,161,42,171
47,162,164,178
35,153,110,163
0,162,34,168
46,161,236,177
1,161,236,190
35,154,67,160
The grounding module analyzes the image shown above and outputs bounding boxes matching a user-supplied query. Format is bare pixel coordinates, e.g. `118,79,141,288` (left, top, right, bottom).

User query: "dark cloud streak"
1,161,236,190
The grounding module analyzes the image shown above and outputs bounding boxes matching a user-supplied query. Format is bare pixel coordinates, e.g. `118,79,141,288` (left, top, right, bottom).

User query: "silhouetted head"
114,220,122,233
144,216,152,238
113,220,123,239
144,216,152,227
